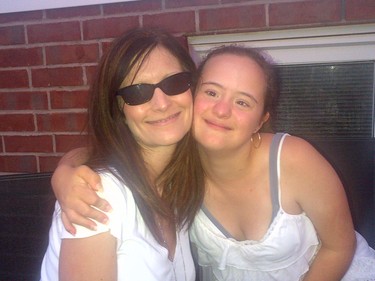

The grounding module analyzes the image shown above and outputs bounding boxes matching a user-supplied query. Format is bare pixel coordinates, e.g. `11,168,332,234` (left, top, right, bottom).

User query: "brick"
55,134,88,152
0,25,25,45
46,5,101,19
0,156,37,173
0,10,43,24
4,135,53,153
36,113,87,132
0,47,43,68
39,156,61,172
103,0,161,15
199,5,265,31
144,11,196,33
346,0,375,21
0,91,48,110
86,65,99,86
166,0,217,8
27,21,81,44
0,70,29,89
83,17,139,40
32,67,83,87
269,0,341,26
46,44,99,65
50,90,89,109
0,114,35,131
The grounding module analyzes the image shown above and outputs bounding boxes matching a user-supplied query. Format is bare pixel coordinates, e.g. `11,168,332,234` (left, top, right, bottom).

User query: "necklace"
156,217,187,281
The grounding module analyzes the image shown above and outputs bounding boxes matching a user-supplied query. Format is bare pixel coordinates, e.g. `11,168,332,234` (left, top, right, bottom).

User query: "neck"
142,144,176,184
198,143,254,186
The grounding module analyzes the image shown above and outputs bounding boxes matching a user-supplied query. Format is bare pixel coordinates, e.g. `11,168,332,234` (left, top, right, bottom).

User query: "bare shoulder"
281,134,326,167
279,134,343,198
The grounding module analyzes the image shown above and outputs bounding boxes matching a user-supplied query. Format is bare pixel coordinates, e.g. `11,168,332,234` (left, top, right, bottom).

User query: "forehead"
201,53,266,86
204,53,262,73
138,46,182,75
123,46,184,87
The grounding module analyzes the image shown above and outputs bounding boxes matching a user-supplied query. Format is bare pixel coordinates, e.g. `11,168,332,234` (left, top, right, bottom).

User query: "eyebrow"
200,81,259,104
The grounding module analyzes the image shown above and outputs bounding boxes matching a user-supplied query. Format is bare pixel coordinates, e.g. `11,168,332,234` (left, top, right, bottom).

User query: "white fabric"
40,171,195,281
190,207,320,280
189,133,375,281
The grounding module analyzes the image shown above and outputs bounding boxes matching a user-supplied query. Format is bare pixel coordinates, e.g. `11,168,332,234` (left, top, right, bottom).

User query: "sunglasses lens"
160,72,191,96
116,72,191,106
118,84,154,106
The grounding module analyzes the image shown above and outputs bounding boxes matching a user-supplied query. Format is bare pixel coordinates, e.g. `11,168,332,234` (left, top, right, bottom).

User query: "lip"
204,118,232,130
146,112,181,126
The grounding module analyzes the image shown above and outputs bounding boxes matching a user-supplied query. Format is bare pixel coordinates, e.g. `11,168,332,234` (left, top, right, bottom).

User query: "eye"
205,90,217,97
237,100,249,107
236,98,257,109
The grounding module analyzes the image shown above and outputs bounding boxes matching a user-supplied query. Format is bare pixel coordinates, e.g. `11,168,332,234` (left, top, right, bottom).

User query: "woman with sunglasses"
40,27,204,281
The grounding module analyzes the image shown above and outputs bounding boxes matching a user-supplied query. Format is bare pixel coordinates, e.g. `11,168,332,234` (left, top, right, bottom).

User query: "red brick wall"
1,0,375,173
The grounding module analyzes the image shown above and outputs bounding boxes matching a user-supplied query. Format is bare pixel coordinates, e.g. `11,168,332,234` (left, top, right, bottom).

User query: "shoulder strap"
269,133,285,221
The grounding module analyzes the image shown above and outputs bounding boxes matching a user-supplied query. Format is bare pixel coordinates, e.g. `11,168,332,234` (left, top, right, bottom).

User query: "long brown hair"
86,27,204,243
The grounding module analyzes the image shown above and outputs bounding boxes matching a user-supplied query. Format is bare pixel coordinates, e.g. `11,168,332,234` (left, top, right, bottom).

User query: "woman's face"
120,46,193,150
193,53,269,152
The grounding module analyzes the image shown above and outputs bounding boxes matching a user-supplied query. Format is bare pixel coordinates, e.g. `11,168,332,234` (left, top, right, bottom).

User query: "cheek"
122,106,144,127
179,91,194,110
193,94,207,116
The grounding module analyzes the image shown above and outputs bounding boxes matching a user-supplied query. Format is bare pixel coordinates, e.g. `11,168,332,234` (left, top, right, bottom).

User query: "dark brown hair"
196,45,279,131
86,27,204,243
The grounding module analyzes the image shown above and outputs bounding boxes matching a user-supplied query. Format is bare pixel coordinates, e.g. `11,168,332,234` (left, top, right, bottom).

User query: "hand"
52,164,112,235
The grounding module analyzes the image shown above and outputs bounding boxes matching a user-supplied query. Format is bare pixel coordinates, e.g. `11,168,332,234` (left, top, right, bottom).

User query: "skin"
58,45,193,280
55,52,356,280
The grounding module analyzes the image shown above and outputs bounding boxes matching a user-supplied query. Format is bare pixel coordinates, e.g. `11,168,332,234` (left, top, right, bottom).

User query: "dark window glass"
274,62,374,140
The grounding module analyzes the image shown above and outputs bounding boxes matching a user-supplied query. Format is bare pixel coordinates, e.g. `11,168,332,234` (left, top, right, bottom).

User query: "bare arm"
52,148,112,234
282,137,356,281
59,232,117,281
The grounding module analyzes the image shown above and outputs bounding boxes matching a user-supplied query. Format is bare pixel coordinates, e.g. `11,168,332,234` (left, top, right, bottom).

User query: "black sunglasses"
116,72,192,106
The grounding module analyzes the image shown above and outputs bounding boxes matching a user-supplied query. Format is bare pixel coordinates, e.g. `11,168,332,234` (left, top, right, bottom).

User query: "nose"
150,87,172,111
212,98,231,118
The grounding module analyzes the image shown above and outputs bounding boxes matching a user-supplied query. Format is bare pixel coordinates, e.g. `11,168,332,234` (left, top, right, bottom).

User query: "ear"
262,112,270,125
254,112,270,133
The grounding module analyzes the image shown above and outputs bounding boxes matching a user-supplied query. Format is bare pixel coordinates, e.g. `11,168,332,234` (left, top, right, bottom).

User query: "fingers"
62,212,77,235
63,209,99,232
51,163,112,231
62,189,110,225
91,195,112,212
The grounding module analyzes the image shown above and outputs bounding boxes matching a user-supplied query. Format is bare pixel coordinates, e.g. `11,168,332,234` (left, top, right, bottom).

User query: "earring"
251,132,262,148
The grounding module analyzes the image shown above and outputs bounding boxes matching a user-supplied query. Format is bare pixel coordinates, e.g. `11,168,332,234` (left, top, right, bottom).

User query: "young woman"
189,45,374,281
40,27,204,281
49,45,375,280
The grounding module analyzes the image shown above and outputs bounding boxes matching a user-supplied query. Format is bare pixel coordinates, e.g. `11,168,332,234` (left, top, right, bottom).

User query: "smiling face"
193,53,269,152
120,46,193,150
